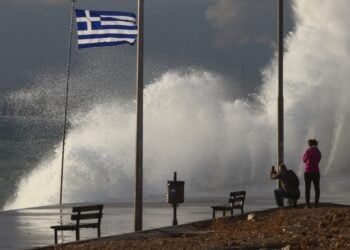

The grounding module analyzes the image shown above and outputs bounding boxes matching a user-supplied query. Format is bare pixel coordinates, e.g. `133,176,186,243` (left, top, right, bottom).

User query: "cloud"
39,0,64,5
9,0,64,5
206,0,275,47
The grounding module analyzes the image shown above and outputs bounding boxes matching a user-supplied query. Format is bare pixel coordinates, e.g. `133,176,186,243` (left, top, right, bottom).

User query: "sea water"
0,116,62,208
1,176,350,249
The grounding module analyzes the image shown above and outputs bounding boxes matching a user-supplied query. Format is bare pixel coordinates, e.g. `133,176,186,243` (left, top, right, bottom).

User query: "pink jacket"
302,146,321,173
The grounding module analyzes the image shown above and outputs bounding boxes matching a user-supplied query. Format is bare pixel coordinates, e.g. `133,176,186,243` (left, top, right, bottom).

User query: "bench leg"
230,208,233,216
76,228,80,241
212,209,216,219
98,226,101,238
54,230,58,244
223,210,226,217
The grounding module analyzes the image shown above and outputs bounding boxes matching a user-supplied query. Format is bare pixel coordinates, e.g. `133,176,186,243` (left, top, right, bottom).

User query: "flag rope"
59,0,76,225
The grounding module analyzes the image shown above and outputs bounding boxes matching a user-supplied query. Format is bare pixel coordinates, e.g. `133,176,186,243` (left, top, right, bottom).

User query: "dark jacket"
271,170,300,198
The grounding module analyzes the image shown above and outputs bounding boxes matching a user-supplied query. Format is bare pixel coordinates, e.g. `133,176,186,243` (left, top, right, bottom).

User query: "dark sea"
0,115,62,209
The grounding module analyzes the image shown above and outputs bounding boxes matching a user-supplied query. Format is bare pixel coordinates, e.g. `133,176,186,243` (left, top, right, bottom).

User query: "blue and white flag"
75,9,138,49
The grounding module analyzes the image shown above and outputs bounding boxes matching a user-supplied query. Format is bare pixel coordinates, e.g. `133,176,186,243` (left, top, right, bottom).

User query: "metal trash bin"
167,180,184,204
166,172,185,226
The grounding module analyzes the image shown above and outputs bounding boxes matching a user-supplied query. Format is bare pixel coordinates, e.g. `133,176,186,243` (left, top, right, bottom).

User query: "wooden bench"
51,204,103,244
211,191,246,218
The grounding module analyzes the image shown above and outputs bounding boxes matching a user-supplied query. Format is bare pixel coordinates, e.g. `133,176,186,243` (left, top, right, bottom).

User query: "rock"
281,245,291,250
247,213,256,221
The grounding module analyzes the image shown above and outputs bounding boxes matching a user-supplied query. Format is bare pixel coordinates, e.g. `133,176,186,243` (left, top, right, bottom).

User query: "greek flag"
75,9,138,49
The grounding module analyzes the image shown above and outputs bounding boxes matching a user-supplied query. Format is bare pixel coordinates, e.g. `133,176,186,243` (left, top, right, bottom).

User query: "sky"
0,0,293,95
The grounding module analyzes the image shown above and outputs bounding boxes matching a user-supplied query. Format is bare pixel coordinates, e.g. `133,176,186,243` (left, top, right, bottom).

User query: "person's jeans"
304,172,320,207
274,189,299,207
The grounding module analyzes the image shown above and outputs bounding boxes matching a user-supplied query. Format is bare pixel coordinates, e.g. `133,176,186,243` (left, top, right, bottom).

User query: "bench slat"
78,223,99,228
51,222,99,230
211,205,231,209
71,212,102,220
229,196,245,202
230,191,246,196
72,204,103,213
51,224,76,230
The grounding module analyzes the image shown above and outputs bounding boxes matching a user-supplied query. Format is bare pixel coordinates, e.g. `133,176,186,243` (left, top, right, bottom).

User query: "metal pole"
172,172,178,226
60,0,76,209
172,204,178,226
277,0,284,186
135,0,144,232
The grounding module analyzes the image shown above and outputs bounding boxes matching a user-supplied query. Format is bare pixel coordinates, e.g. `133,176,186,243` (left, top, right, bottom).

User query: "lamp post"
135,0,144,232
277,0,284,189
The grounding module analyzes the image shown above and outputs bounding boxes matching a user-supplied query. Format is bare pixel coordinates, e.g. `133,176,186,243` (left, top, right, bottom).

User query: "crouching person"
270,163,300,207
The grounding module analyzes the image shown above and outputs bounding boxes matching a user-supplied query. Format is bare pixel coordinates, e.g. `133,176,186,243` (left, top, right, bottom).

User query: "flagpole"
60,0,76,209
277,0,284,178
135,0,144,232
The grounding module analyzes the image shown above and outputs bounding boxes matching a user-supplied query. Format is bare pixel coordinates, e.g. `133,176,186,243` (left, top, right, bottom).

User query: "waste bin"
167,180,184,204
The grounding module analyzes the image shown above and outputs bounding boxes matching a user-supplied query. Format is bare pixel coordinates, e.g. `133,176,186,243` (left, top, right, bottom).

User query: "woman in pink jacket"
302,139,322,208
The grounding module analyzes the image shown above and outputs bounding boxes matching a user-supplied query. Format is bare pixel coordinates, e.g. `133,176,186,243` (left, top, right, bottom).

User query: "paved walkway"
0,202,212,249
